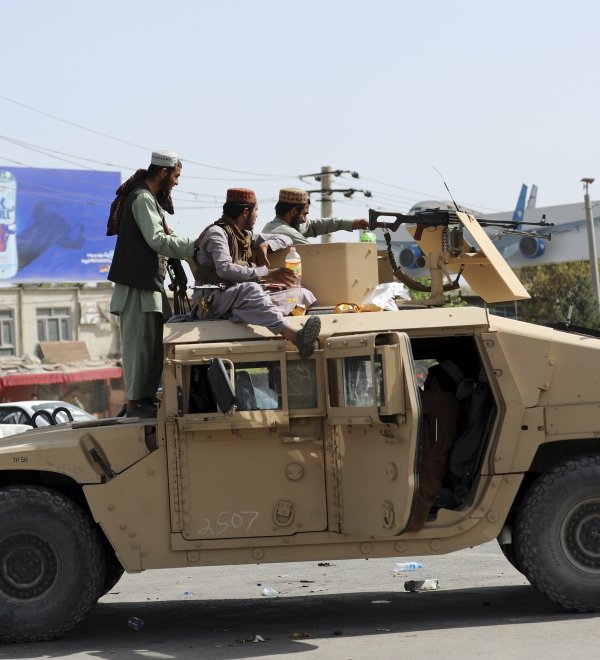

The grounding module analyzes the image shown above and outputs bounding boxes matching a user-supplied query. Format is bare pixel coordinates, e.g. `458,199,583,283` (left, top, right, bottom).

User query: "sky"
2,0,600,240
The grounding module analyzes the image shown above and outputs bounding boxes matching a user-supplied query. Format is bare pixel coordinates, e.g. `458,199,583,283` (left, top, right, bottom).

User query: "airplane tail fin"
512,183,528,228
527,184,538,209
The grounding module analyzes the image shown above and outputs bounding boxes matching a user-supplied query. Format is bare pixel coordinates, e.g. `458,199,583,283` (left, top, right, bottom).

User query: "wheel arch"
0,470,117,562
501,439,600,525
499,440,600,548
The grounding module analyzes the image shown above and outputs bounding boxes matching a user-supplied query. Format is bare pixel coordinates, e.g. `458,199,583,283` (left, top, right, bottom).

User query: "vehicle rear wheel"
514,454,600,612
0,486,106,642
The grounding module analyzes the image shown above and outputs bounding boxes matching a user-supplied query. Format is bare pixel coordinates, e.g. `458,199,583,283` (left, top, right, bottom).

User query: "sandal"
295,315,321,359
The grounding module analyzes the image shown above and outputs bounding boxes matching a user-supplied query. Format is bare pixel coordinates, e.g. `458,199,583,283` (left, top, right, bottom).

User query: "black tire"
99,554,125,598
51,407,74,425
514,454,600,612
497,538,523,574
0,486,106,642
31,410,54,427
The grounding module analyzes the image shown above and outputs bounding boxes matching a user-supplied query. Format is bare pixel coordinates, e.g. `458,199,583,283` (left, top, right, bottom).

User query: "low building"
0,283,124,416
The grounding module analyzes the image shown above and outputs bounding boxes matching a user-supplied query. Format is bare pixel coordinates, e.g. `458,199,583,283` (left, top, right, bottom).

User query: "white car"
0,423,31,437
0,400,94,427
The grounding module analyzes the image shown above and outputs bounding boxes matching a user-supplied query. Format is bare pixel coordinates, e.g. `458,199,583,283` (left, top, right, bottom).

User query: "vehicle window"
0,409,27,424
32,402,62,412
189,365,218,413
235,362,281,411
188,361,282,413
413,358,436,389
342,355,384,408
287,360,318,409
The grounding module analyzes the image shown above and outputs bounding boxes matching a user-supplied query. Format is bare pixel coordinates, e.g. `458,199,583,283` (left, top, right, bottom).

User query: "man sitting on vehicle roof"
262,187,369,244
190,188,321,359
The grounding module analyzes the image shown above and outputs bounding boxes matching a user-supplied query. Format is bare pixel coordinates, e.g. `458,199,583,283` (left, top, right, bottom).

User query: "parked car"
0,400,94,427
0,423,31,437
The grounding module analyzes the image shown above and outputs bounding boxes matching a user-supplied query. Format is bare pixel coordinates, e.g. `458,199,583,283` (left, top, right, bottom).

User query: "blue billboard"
0,167,120,282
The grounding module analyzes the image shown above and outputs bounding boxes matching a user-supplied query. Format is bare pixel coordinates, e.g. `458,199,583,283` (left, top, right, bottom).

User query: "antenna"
431,165,462,213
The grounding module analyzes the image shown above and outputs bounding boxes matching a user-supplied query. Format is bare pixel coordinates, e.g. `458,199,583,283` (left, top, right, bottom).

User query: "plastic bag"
360,282,410,311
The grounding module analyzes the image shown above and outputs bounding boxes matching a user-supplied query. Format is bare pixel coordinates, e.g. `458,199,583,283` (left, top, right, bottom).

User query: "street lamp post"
581,177,600,314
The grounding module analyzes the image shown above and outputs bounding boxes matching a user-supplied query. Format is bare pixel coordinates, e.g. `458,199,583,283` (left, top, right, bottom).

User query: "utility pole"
297,166,371,244
320,166,333,243
581,177,600,314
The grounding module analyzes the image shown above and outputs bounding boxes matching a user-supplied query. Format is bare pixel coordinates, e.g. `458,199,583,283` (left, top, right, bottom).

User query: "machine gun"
369,208,553,307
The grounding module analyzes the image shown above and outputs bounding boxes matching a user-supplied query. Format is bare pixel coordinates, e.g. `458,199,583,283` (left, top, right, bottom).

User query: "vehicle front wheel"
0,486,106,642
99,554,125,598
514,454,600,612
497,538,523,575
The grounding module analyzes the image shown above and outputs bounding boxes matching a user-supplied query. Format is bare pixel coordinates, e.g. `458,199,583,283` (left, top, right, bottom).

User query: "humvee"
2,208,600,643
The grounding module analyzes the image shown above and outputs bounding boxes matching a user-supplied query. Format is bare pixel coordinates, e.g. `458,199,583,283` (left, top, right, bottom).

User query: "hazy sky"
2,0,599,239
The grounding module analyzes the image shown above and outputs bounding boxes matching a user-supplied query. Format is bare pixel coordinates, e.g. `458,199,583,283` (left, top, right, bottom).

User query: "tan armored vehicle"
2,208,600,643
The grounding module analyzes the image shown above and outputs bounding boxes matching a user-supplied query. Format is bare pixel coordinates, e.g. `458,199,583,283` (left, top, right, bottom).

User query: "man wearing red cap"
263,187,369,243
108,150,202,418
192,188,321,359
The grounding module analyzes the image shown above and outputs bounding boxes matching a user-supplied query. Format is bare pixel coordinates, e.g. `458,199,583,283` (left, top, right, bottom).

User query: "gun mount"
369,208,552,306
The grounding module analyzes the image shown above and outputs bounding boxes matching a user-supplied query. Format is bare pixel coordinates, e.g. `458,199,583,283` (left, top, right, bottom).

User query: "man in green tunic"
262,188,369,243
108,150,201,418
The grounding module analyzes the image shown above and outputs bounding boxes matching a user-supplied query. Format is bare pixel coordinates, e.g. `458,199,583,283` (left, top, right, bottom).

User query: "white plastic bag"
361,282,410,311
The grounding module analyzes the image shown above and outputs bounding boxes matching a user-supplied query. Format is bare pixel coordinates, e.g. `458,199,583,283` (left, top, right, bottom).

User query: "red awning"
0,367,123,388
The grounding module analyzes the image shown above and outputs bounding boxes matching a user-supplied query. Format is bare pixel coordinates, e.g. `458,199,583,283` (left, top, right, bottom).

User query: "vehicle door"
168,340,327,542
324,331,421,536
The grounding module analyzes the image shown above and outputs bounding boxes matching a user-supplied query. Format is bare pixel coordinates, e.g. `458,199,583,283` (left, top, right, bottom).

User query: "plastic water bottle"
260,586,279,598
127,616,144,631
284,246,302,306
0,171,18,280
393,561,423,573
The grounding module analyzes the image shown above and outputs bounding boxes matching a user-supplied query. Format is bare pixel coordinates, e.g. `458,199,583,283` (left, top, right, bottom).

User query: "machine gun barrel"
478,219,554,228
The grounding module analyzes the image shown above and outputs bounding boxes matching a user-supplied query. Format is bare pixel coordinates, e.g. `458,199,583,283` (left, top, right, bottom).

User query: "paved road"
3,542,599,660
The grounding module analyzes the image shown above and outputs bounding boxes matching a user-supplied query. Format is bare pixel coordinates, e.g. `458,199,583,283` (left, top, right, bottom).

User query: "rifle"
166,258,191,316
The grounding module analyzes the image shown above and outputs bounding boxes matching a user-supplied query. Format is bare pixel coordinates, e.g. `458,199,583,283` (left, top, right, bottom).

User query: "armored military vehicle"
1,208,600,643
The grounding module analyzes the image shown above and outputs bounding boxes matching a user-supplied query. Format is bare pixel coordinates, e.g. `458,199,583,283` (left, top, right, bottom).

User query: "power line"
0,140,232,202
0,93,296,178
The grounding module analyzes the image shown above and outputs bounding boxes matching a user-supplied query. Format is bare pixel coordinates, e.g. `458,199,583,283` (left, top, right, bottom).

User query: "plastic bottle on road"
393,561,423,573
127,616,145,631
261,586,279,598
404,579,440,592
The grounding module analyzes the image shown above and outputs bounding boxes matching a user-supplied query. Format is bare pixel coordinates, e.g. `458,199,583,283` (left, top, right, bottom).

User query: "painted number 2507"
198,511,259,536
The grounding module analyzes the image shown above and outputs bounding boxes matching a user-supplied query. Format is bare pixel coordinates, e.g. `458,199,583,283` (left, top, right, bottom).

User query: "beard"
159,176,173,195
155,177,175,214
291,213,303,231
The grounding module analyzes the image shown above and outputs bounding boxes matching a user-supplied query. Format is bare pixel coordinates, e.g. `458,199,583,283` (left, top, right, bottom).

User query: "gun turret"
369,208,541,306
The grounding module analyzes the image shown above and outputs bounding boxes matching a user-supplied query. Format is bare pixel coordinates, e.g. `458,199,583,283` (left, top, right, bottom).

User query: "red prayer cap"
226,188,257,204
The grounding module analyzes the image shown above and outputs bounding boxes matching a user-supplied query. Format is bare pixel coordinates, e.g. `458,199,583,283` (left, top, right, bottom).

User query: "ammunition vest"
194,216,254,285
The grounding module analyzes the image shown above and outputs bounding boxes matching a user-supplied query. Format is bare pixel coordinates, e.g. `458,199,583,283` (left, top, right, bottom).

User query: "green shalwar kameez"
110,192,194,401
